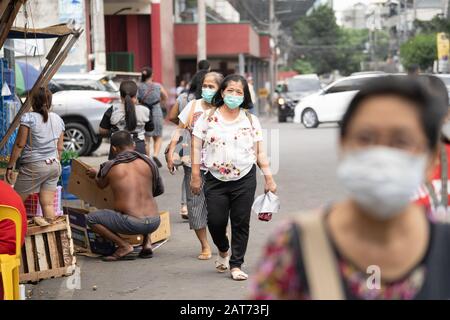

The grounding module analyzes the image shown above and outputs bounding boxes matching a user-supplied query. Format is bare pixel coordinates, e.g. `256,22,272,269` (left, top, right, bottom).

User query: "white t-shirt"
109,103,150,140
178,99,206,129
193,108,263,181
178,99,209,169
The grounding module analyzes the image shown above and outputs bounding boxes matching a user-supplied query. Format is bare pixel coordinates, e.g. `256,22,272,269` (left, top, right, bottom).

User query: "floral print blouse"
249,220,433,300
192,109,263,181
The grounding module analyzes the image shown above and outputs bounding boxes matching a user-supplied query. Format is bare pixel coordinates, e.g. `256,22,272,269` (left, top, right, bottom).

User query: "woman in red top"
0,180,27,299
413,76,450,221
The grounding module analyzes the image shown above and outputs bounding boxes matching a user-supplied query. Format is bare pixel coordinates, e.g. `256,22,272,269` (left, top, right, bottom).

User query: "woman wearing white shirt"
191,74,277,281
166,72,224,260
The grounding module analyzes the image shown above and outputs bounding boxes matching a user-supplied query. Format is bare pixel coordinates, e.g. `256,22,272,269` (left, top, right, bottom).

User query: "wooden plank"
34,234,49,271
59,231,72,267
0,30,82,150
46,232,60,269
0,0,25,50
150,211,171,244
26,221,67,236
24,237,35,273
20,266,73,283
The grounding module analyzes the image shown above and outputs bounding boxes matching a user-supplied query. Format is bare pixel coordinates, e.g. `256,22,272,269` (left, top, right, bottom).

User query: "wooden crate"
20,215,76,283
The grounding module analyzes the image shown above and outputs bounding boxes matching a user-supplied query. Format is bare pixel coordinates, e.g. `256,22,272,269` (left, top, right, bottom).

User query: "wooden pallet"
20,215,76,283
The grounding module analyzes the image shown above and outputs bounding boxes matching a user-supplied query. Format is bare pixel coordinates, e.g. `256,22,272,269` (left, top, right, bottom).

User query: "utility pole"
91,0,106,72
413,0,417,21
269,0,275,113
197,0,207,63
402,0,409,43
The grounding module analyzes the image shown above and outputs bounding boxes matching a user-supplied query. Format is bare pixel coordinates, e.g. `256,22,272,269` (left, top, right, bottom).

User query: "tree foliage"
292,59,315,74
400,34,437,71
291,5,389,75
293,5,341,74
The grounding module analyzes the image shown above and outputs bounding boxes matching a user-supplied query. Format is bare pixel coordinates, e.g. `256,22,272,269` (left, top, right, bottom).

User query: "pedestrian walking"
413,75,450,221
138,67,169,167
250,76,450,300
176,80,188,97
191,74,277,281
6,87,65,226
166,72,224,260
168,70,208,219
99,81,153,160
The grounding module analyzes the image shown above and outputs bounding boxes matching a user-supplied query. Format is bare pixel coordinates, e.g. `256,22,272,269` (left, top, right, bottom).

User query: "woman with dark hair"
138,67,169,167
166,71,224,260
191,74,277,281
99,81,153,160
413,75,450,221
168,70,208,219
250,76,450,300
6,87,65,226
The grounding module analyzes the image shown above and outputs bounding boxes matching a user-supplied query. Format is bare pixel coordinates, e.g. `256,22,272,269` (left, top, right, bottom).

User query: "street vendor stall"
0,0,82,288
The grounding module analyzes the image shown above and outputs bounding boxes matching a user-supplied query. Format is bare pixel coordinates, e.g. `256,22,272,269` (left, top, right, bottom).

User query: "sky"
333,0,374,11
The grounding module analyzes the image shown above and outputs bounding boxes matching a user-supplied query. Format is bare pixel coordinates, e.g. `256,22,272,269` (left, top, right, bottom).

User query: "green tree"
292,59,315,74
336,28,369,75
400,34,437,71
293,5,341,74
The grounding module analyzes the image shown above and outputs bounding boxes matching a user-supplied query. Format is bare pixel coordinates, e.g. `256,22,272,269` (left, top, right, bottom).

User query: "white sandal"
215,254,230,273
231,269,248,281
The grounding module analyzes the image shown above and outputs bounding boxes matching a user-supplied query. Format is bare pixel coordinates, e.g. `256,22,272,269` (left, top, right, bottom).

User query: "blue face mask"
224,95,244,109
201,88,216,104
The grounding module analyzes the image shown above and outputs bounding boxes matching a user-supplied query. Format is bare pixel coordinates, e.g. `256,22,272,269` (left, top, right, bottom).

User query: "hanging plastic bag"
252,191,280,222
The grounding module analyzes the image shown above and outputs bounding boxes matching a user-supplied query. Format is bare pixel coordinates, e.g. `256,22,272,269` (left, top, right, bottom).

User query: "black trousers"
204,165,257,269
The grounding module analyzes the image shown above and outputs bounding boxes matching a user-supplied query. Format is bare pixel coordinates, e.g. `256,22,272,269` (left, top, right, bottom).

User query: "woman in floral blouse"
250,76,450,300
191,74,277,281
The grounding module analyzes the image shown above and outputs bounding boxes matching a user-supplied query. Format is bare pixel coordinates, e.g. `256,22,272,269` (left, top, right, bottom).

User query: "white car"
49,73,120,156
293,74,387,128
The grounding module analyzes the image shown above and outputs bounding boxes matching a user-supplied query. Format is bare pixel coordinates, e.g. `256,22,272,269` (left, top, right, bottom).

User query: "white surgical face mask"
442,122,450,140
337,146,427,220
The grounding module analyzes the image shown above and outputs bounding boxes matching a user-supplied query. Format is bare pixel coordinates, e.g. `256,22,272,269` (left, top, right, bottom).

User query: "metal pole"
413,0,417,21
269,0,275,115
197,0,206,62
91,0,106,71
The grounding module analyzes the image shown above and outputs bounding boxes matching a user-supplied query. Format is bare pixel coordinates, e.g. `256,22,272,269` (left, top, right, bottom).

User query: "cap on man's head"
111,130,134,149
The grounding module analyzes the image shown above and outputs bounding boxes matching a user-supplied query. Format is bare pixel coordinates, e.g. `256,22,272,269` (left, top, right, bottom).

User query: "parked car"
49,73,120,156
293,73,386,128
275,74,322,122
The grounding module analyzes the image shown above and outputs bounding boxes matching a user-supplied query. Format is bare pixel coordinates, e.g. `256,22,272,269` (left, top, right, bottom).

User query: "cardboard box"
67,159,115,210
66,207,170,255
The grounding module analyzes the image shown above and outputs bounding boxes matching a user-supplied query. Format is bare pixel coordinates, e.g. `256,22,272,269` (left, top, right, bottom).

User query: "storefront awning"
7,24,78,39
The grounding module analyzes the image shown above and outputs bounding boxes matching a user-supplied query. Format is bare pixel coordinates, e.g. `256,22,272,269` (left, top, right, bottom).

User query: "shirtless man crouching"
86,130,161,261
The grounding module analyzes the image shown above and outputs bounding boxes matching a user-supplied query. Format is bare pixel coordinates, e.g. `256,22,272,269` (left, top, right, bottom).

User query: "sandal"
102,252,137,262
215,254,230,273
198,250,212,260
231,269,248,281
180,205,189,220
138,248,153,259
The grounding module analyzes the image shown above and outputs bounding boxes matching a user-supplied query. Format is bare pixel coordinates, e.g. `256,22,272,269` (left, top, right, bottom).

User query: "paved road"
28,118,346,300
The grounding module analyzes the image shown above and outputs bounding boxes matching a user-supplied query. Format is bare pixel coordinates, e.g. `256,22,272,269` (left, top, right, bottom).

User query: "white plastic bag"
252,191,280,221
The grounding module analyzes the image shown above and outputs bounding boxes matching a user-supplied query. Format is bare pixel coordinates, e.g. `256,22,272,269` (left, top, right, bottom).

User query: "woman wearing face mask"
413,76,450,222
168,70,208,219
191,74,277,281
166,72,224,260
250,76,450,300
